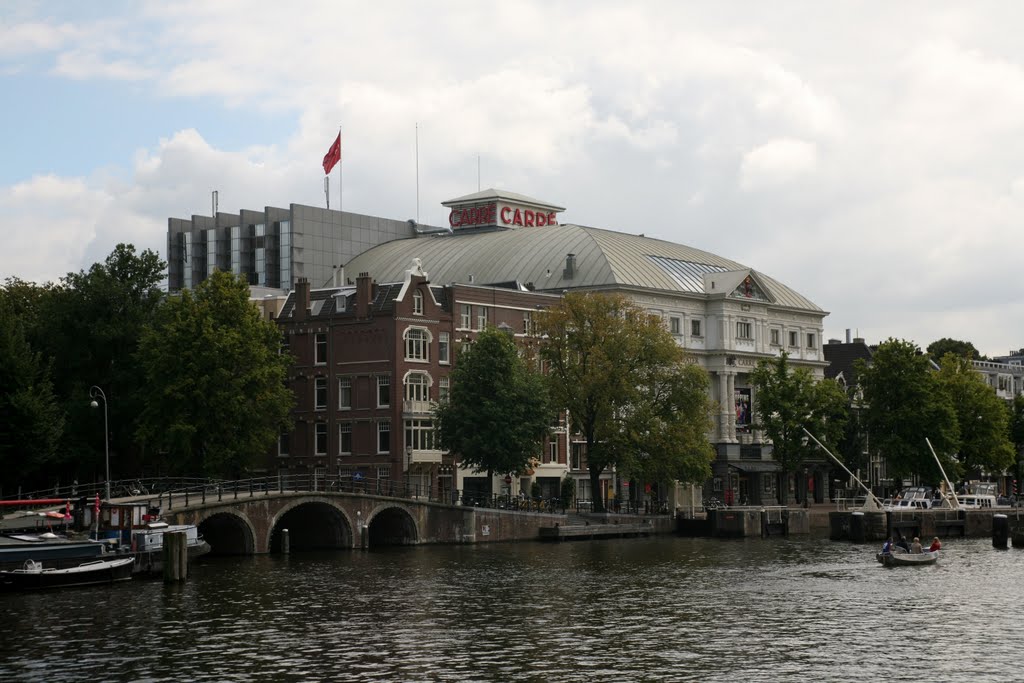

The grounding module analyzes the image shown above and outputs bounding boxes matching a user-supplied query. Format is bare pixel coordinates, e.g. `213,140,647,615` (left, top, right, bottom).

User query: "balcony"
403,399,435,415
405,449,443,470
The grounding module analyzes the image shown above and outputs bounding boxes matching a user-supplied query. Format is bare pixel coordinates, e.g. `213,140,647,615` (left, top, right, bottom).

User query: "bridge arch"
366,503,420,546
196,510,258,555
268,498,354,553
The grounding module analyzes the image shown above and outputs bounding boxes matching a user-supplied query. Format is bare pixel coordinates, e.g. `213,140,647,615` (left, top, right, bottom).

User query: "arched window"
404,327,431,361
405,371,431,403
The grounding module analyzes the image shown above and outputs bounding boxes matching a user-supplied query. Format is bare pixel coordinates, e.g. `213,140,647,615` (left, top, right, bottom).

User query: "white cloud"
3,3,1024,355
739,139,818,191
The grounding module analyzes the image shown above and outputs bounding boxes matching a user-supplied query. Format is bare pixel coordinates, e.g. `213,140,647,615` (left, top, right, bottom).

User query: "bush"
530,480,542,500
560,477,576,509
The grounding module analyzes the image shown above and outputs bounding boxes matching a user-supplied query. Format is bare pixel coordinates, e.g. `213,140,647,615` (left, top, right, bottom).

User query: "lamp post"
89,385,110,501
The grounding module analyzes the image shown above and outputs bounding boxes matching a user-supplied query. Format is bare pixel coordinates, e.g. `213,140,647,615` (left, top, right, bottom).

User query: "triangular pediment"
703,269,775,302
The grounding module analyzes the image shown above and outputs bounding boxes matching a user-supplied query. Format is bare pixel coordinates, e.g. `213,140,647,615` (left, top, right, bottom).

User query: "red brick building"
272,259,567,499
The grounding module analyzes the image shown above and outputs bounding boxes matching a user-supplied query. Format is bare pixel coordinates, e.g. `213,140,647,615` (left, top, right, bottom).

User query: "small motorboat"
0,556,134,591
876,547,939,567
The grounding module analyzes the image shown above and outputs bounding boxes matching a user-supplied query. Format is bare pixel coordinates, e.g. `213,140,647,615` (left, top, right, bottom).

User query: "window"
377,465,391,480
278,431,290,457
439,332,450,364
315,333,327,364
377,420,390,453
548,440,558,463
670,317,681,335
523,311,533,335
377,376,390,407
476,306,488,330
789,331,799,347
405,418,435,450
438,377,450,403
770,329,780,346
571,443,583,470
339,423,352,454
736,321,752,339
339,377,352,409
460,304,471,329
405,327,429,361
806,333,816,349
691,319,702,337
314,377,327,410
315,423,327,455
412,290,423,315
405,372,430,402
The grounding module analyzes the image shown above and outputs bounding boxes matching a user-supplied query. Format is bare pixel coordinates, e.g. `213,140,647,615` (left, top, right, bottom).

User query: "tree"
935,353,1015,476
858,339,958,483
927,338,981,362
435,327,552,494
0,299,64,489
750,353,848,503
136,270,293,477
33,244,166,480
536,292,713,513
1010,395,1024,491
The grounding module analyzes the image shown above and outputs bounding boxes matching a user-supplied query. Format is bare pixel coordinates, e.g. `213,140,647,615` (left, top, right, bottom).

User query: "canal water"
1,536,1021,682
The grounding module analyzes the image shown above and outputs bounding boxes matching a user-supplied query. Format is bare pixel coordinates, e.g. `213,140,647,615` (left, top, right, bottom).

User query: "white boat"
876,547,939,567
130,522,211,574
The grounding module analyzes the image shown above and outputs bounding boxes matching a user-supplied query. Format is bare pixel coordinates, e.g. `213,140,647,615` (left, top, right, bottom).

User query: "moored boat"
0,556,134,591
130,522,211,574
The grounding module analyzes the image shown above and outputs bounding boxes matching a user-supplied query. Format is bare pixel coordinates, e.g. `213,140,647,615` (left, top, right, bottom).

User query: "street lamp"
89,386,110,501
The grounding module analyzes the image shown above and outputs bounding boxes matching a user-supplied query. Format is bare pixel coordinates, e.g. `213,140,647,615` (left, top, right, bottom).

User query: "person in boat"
928,537,941,552
881,537,894,554
895,535,910,552
910,537,923,553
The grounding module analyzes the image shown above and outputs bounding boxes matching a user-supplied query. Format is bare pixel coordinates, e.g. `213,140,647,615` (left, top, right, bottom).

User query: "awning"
730,461,780,473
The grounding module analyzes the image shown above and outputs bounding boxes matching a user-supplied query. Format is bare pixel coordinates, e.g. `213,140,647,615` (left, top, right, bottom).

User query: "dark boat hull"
0,557,134,591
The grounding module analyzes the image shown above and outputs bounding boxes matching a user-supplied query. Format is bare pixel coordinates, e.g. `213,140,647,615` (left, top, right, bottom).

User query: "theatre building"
173,188,829,506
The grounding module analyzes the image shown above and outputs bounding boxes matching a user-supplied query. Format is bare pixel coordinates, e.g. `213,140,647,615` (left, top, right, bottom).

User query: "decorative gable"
730,274,770,302
703,269,775,302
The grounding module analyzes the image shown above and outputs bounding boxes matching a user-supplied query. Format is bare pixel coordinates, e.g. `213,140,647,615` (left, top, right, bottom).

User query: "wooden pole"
163,531,188,583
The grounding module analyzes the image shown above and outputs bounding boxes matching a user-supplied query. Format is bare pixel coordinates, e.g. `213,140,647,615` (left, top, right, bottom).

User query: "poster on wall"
734,387,751,431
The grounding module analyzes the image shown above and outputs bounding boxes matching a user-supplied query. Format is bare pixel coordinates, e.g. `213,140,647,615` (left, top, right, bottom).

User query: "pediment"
703,269,774,302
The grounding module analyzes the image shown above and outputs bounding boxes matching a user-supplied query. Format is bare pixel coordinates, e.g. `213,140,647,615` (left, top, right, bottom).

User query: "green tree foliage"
750,353,848,500
435,327,552,492
927,337,982,362
0,298,64,488
935,353,1015,475
536,292,714,512
33,244,166,479
559,476,576,509
858,339,959,482
136,270,293,477
1011,395,1024,485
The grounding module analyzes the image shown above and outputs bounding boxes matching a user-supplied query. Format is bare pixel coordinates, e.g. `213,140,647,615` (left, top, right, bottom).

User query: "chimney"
294,277,311,321
563,253,576,279
356,272,374,318
845,328,851,344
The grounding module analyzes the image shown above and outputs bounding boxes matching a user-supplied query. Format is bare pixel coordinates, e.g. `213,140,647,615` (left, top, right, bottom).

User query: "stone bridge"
160,491,566,555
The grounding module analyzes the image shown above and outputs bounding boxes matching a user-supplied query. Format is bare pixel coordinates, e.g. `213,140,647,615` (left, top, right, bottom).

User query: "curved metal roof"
343,223,822,312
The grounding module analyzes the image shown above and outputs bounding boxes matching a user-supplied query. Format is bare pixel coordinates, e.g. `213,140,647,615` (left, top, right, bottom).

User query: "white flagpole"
344,125,348,216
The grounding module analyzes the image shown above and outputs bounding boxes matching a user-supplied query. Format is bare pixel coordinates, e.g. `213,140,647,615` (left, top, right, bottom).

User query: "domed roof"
343,223,821,312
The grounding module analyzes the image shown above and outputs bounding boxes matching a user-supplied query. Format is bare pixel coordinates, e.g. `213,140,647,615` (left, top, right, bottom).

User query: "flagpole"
344,124,348,218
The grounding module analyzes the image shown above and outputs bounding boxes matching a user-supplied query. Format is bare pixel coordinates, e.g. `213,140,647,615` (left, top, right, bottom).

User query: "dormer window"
413,290,423,315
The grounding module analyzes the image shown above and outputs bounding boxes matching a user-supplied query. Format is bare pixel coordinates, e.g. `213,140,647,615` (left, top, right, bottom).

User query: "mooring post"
282,528,290,554
163,530,188,583
993,514,1009,549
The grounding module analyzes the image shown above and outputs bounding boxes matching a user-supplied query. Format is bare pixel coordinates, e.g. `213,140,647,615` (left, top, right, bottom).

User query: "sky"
2,1,1023,357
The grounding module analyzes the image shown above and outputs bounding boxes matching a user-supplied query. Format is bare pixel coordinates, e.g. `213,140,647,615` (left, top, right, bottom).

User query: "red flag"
322,133,341,174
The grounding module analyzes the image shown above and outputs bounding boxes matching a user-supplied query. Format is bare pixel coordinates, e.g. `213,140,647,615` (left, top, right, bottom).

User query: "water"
1,536,1020,682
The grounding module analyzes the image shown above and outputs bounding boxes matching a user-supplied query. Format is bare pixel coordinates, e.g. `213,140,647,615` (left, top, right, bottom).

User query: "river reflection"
1,536,1020,682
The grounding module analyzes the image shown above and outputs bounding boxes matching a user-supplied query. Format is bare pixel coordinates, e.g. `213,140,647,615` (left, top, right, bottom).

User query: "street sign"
353,472,364,482
504,475,512,484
